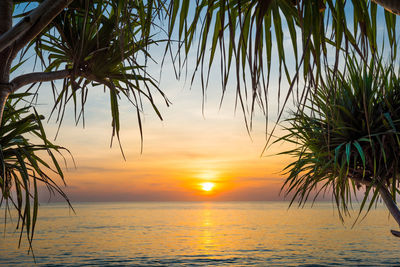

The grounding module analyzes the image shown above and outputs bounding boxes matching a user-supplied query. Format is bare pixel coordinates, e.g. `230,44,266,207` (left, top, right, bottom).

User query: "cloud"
64,165,133,173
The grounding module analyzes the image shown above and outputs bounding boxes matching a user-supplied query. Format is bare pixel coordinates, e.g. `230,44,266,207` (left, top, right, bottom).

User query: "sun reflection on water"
1,202,399,265
199,208,215,251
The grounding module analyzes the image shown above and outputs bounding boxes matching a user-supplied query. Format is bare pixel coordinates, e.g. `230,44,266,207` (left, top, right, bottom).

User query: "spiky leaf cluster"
1,94,70,254
167,0,399,129
279,58,400,219
27,0,169,151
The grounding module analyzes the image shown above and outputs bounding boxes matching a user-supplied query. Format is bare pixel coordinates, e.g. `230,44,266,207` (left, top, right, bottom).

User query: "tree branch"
372,0,400,15
349,174,372,187
10,69,71,93
0,90,9,124
378,185,400,227
0,0,73,54
0,0,13,82
0,0,12,35
350,175,400,236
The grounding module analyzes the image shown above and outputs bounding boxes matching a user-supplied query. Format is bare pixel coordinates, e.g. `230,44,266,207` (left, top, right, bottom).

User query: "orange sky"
33,62,295,202
11,33,302,203
5,1,307,203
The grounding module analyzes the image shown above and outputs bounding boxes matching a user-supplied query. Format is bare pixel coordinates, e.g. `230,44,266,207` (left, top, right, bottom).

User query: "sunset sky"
5,3,400,267
17,3,389,203
30,45,293,202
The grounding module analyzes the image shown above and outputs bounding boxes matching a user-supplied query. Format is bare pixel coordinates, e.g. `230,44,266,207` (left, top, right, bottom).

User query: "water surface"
0,202,399,266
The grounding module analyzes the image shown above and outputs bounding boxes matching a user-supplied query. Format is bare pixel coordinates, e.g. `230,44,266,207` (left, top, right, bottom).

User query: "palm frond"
0,94,72,255
166,0,399,131
24,0,170,152
278,56,400,221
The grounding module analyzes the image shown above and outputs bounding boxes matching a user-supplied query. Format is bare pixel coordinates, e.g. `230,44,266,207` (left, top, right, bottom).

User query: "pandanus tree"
1,0,169,248
1,94,70,254
279,58,400,236
166,0,399,132
2,0,398,128
0,0,400,246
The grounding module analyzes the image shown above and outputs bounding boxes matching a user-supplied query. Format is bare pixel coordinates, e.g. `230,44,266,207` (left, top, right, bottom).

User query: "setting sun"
201,182,215,192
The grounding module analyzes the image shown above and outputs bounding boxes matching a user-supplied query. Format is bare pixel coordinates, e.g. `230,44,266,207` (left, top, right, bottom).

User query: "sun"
200,182,215,192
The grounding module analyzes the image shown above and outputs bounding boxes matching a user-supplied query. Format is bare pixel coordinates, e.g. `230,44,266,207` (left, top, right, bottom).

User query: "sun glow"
201,182,215,192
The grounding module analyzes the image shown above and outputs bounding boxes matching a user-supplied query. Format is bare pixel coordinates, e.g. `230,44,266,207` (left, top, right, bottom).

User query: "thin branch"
10,69,70,93
0,0,12,35
0,90,9,124
372,0,400,15
0,0,73,54
81,73,114,89
349,175,372,187
0,0,13,82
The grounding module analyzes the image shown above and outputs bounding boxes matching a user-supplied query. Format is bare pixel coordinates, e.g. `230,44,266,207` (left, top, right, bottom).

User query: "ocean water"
0,201,399,266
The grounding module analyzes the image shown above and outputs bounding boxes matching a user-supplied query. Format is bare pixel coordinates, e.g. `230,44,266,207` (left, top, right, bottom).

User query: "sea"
0,201,399,266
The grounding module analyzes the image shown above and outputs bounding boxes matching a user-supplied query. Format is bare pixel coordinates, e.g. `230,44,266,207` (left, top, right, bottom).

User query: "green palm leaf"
279,56,400,230
29,0,170,152
167,0,399,131
0,94,72,255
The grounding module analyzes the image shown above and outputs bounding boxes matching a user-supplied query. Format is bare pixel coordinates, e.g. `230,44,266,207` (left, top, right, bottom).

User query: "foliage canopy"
1,94,70,254
279,58,400,227
1,0,400,247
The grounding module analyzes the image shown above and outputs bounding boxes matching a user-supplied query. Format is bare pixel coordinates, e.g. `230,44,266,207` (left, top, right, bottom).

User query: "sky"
12,2,396,203
33,51,293,202
5,1,297,203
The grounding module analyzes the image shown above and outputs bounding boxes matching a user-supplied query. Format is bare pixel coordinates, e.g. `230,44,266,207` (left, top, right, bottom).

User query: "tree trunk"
378,186,400,236
352,176,400,236
0,0,12,125
0,91,8,125
372,0,400,15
